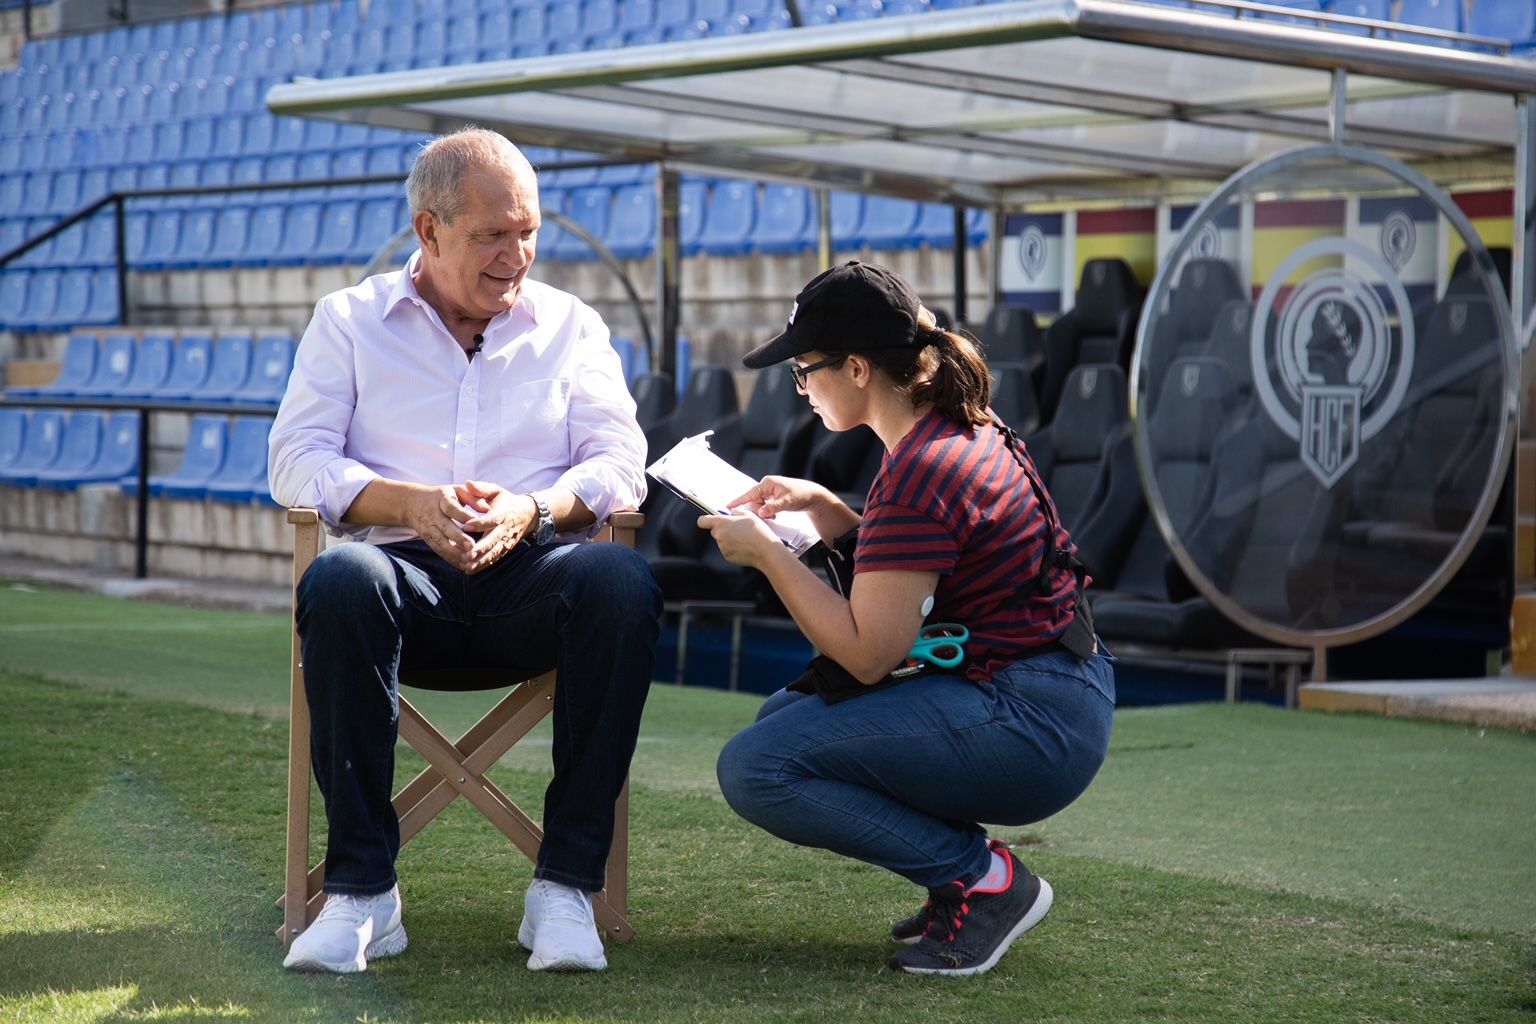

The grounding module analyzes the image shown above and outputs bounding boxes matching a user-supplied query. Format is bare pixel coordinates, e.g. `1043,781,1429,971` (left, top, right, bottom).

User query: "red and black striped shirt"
854,408,1083,682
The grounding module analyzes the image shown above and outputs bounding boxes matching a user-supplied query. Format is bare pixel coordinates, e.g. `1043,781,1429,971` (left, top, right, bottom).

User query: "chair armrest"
601,510,645,548
286,508,323,590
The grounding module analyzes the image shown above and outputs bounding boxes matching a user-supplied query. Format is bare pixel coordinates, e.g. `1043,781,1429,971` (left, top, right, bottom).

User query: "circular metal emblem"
1018,225,1047,282
1191,220,1222,259
1379,208,1416,271
1130,143,1515,648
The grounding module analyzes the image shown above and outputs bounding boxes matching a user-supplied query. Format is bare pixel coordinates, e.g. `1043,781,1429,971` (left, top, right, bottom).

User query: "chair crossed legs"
277,507,645,947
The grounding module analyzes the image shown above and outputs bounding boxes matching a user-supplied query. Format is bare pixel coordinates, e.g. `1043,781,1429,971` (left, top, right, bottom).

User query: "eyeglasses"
790,354,848,393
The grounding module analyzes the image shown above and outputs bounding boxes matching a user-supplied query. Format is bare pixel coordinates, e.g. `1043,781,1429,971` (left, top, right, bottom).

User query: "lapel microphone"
471,334,484,356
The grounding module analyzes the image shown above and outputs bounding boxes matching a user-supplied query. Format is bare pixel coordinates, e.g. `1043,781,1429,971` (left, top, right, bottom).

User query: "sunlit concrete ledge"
1300,679,1536,732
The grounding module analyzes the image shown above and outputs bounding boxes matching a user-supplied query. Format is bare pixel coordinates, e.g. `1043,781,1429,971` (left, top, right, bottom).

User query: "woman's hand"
698,510,782,569
727,476,826,520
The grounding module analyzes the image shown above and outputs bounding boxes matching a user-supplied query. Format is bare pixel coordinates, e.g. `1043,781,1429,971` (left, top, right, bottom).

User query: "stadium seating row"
0,182,981,319
5,328,296,406
0,405,276,502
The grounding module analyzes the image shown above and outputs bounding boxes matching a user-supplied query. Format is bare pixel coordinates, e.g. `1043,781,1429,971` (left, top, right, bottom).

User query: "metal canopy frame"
266,0,1536,209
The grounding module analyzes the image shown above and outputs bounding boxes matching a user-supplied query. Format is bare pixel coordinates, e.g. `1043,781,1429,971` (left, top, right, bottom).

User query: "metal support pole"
988,207,1005,311
134,408,150,579
952,205,968,326
1514,96,1535,353
114,196,129,326
1328,69,1347,144
817,187,832,268
655,167,680,381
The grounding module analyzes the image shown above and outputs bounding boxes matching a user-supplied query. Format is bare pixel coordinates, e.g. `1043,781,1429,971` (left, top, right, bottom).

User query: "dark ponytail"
859,307,993,426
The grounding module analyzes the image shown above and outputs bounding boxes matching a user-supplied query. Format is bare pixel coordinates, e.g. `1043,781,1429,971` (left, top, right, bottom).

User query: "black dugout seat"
1091,357,1258,648
1039,258,1142,423
1144,259,1246,414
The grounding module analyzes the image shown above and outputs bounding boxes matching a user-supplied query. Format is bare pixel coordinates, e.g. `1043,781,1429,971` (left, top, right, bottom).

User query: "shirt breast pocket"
500,378,571,464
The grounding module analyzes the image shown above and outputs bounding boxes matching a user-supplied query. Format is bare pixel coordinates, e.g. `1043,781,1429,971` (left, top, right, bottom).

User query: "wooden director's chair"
277,507,645,947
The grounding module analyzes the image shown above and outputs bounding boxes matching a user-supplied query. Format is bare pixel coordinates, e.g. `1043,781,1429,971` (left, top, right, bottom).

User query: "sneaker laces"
921,882,969,944
536,881,592,925
313,892,372,928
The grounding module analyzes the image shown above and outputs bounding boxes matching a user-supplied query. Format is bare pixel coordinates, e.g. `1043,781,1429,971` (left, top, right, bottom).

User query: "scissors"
906,623,970,669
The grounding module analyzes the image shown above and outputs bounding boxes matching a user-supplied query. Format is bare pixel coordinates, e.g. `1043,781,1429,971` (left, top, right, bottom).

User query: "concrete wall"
0,484,293,585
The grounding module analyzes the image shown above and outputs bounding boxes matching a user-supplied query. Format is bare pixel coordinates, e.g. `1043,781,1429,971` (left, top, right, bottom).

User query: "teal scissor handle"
908,622,969,669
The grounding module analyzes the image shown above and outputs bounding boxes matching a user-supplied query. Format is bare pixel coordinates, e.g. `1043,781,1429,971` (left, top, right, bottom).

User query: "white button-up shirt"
269,256,647,546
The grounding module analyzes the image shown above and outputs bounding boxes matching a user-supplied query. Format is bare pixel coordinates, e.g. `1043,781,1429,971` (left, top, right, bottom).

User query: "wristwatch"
527,493,556,546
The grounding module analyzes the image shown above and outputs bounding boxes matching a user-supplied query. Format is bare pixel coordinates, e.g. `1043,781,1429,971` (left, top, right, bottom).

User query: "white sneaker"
519,879,607,971
282,885,407,973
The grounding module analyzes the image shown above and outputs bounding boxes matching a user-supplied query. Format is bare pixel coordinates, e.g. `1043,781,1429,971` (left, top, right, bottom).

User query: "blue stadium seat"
122,211,152,266
697,180,755,256
82,269,120,327
1469,2,1536,44
678,179,708,256
144,414,228,499
154,331,215,400
830,190,865,247
118,330,175,398
1321,0,1392,32
861,196,922,249
47,267,99,329
753,184,813,255
76,329,137,397
0,407,23,469
204,415,276,503
415,17,448,65
0,408,65,485
172,208,217,269
185,331,254,403
82,212,118,268
49,168,81,215
0,174,23,216
22,169,53,213
231,332,296,407
607,185,655,260
245,203,286,265
313,200,361,263
513,2,549,39
279,204,324,266
13,269,61,332
656,0,693,27
50,221,88,269
557,187,612,260
479,8,514,52
139,210,184,271
8,330,97,397
0,269,26,329
1393,0,1461,45
34,410,139,491
207,206,253,268
215,112,253,158
355,196,407,262
20,410,102,488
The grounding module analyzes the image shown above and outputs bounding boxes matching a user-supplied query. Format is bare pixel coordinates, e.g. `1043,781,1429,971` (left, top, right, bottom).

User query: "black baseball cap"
743,261,923,369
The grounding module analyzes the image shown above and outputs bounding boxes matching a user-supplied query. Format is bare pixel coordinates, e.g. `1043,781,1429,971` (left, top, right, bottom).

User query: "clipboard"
646,431,821,557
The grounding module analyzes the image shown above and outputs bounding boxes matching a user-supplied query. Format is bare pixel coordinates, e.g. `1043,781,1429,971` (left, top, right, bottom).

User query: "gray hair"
405,127,536,224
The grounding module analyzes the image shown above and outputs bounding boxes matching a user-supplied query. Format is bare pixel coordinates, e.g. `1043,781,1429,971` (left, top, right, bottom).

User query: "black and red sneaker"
888,847,1052,976
890,838,1012,946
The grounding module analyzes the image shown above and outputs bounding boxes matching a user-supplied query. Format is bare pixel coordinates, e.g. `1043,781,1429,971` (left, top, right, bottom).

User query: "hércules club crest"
1250,236,1415,488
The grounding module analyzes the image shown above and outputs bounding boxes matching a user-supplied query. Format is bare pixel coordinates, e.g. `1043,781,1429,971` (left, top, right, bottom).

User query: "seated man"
269,127,661,975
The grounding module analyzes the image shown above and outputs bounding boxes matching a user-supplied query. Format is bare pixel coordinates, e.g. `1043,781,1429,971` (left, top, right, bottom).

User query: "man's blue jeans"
295,537,662,897
716,649,1115,889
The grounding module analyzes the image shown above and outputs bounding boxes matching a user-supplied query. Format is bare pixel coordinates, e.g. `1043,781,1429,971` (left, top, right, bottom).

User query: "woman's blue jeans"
716,649,1115,889
295,537,662,896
